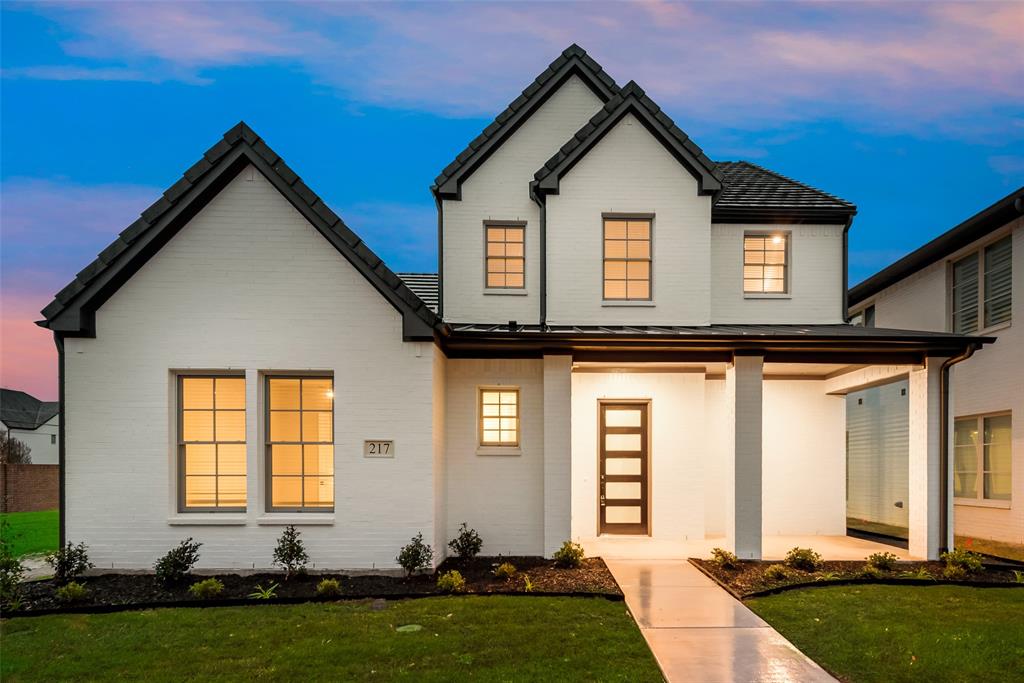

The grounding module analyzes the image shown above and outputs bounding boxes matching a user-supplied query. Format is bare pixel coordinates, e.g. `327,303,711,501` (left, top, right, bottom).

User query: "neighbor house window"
954,413,1012,502
952,236,1011,333
744,233,788,293
266,377,334,511
485,222,525,289
179,376,246,510
851,304,875,327
603,217,651,300
479,388,519,447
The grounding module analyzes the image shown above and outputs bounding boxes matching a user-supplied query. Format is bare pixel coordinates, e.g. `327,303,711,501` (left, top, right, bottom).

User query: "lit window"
952,236,1012,333
266,377,334,511
179,376,246,510
744,234,788,293
954,413,1011,501
604,218,651,300
486,223,525,288
480,389,519,447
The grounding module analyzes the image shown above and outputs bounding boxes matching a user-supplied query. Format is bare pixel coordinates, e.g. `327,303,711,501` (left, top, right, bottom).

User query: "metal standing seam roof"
0,388,59,430
396,273,439,312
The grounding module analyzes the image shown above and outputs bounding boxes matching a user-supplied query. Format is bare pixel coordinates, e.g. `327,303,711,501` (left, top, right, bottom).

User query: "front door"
599,402,649,535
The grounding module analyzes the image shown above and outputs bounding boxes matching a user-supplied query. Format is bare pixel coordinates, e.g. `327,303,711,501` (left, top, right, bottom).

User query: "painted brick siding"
64,166,439,570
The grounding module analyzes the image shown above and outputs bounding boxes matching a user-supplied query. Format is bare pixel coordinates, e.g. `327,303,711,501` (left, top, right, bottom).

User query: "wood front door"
599,402,649,535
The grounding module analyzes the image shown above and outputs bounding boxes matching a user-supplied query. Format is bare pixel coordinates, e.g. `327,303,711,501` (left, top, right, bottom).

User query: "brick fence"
0,463,59,513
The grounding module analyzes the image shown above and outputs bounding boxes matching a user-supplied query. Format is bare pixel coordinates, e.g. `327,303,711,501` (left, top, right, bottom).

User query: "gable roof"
849,186,1023,307
432,44,619,200
714,161,856,224
531,80,724,198
38,122,439,340
1,388,59,430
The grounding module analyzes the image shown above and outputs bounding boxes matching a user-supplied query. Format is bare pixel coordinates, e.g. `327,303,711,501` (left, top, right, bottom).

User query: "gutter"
939,343,979,554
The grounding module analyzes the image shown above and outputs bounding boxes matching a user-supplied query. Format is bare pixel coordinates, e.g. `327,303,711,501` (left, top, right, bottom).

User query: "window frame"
953,411,1012,506
742,231,790,295
264,374,336,513
483,220,526,291
477,386,520,449
949,233,1012,334
602,214,653,302
177,372,247,513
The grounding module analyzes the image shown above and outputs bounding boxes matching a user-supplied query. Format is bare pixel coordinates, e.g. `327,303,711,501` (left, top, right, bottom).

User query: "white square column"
726,354,764,559
543,354,573,556
908,358,947,560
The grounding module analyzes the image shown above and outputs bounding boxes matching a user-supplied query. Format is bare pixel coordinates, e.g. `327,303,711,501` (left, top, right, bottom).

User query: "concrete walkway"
607,560,836,683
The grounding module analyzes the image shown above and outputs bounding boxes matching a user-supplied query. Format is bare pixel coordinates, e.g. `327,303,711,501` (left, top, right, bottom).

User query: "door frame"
596,399,652,536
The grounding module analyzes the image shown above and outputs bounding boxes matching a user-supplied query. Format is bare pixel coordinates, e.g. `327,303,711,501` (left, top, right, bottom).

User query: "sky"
1,1,1022,400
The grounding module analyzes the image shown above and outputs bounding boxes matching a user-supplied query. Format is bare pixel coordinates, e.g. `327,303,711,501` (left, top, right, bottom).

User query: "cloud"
988,155,1024,179
1,65,163,82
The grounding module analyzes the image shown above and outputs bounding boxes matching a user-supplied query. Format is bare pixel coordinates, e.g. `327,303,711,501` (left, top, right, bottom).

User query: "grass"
748,584,1024,682
0,509,58,557
1,596,663,682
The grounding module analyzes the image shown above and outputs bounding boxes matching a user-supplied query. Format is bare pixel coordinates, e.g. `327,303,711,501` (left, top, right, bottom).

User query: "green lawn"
0,509,58,557
748,585,1024,682
1,596,662,681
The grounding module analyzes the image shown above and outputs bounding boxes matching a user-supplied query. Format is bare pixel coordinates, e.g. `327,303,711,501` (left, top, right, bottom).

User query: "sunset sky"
2,1,1022,400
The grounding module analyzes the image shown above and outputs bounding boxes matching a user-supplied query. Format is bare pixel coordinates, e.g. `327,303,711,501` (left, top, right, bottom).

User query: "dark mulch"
692,558,1023,598
12,556,618,614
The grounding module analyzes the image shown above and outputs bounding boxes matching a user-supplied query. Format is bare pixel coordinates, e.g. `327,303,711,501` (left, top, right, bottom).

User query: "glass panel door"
599,403,649,535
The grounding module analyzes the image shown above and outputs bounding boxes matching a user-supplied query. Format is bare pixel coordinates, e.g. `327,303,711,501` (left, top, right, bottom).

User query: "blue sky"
2,1,1022,398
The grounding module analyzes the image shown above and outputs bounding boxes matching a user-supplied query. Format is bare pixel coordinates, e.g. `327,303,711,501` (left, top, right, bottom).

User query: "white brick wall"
728,357,763,558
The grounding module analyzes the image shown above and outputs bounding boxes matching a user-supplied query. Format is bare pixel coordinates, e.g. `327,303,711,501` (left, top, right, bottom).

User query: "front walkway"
589,534,911,561
607,560,835,682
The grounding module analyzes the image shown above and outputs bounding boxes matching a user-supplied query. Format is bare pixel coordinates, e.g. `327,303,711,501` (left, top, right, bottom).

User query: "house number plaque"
363,440,394,458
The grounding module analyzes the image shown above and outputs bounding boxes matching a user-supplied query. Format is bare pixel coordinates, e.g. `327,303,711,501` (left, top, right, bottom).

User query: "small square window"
743,234,788,293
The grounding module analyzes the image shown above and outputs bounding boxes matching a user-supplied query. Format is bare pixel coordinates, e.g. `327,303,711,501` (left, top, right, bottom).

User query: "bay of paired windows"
267,377,335,511
180,376,247,510
951,236,1012,334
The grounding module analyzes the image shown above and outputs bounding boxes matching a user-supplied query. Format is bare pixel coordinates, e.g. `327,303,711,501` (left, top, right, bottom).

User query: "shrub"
272,525,309,579
942,565,969,581
448,522,483,559
764,564,791,582
46,541,94,585
436,570,466,593
522,575,534,593
396,533,433,578
154,538,202,587
1013,570,1024,584
710,547,739,570
249,582,279,599
316,578,343,597
188,578,224,600
900,567,935,581
858,565,884,580
865,551,899,571
493,562,517,580
55,581,89,603
552,541,585,568
940,548,984,575
814,571,842,582
783,547,823,572
0,521,25,608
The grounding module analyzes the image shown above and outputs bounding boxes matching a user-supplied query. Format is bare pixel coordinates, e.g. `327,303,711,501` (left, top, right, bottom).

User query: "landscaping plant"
316,578,342,597
54,581,89,603
553,540,585,568
900,567,935,580
522,575,534,592
154,538,202,587
940,548,984,575
187,578,224,600
47,541,93,585
272,525,309,579
436,570,466,593
783,547,823,572
942,565,969,581
396,533,433,578
865,551,899,572
448,522,483,559
493,562,517,580
249,582,279,599
0,520,25,608
710,547,739,570
859,565,884,580
764,564,791,582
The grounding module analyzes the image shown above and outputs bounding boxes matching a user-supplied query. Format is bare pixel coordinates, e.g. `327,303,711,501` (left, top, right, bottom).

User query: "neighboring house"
849,188,1024,551
37,45,989,570
0,388,59,464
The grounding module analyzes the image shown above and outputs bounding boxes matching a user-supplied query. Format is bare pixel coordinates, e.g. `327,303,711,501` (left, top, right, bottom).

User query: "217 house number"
364,440,394,457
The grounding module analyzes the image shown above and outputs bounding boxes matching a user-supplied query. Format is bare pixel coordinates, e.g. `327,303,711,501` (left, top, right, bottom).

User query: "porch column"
543,354,572,556
908,358,946,560
726,353,763,559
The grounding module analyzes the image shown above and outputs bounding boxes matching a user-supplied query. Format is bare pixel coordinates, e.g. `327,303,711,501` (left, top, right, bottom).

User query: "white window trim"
953,411,1012,508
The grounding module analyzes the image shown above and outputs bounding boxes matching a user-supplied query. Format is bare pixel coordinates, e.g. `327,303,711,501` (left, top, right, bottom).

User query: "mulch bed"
691,558,1024,599
8,556,619,616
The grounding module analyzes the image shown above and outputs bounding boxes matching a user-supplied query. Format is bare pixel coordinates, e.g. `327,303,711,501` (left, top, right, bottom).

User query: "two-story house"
848,189,1023,558
38,45,990,569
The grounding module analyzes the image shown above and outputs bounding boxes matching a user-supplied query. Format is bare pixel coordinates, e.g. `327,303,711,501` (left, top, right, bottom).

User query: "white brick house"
39,45,992,569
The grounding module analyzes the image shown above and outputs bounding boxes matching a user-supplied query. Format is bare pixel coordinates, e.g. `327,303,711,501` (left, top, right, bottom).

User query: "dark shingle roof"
1,389,59,430
39,122,438,339
397,273,439,313
713,161,856,222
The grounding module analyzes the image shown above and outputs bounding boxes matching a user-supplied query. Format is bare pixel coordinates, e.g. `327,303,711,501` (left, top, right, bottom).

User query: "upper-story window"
951,235,1011,333
744,233,788,294
603,217,651,301
179,375,247,511
485,222,525,289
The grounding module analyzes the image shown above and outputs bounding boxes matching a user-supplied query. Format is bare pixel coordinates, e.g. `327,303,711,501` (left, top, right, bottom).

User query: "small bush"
522,575,534,593
900,567,935,581
865,551,899,572
1013,570,1024,584
448,522,483,560
858,565,884,580
814,571,842,582
272,525,309,579
154,538,202,587
941,548,984,575
396,533,433,577
942,565,969,581
436,570,466,593
316,578,343,597
55,581,89,603
0,521,25,608
493,562,517,580
249,582,279,599
552,541,585,568
784,547,823,572
187,578,224,600
764,564,791,582
710,547,740,570
46,542,93,585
